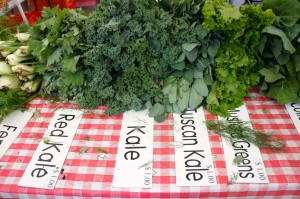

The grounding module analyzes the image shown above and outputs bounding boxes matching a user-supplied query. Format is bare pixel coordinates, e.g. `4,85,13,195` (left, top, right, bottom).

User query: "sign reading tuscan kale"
173,107,217,186
219,104,269,183
112,110,154,188
285,103,300,135
0,109,35,160
18,109,83,189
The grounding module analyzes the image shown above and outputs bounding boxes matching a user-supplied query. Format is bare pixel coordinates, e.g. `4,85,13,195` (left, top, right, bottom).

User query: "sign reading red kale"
18,109,83,189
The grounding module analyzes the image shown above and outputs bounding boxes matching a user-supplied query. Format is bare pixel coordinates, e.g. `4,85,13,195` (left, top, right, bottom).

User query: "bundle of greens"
258,0,300,104
76,0,222,122
76,0,175,116
146,0,221,122
2,0,296,126
28,6,88,101
202,0,275,117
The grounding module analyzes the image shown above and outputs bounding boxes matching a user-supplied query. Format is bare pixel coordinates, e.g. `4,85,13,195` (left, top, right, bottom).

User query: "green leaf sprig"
206,120,285,151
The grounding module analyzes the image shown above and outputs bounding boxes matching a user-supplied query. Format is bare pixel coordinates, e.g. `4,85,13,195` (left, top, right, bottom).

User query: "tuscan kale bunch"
146,0,221,122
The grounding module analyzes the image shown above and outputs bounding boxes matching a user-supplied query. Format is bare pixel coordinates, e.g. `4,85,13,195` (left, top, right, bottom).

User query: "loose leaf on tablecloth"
233,155,244,165
84,136,90,141
79,147,88,153
94,148,108,154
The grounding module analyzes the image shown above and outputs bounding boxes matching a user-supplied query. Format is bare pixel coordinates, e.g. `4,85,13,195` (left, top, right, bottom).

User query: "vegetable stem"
206,120,285,151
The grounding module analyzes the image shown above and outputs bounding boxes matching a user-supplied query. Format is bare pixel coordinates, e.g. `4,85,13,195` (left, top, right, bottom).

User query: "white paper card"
0,109,35,159
173,108,217,186
113,110,154,188
219,104,269,183
18,109,83,189
285,103,300,135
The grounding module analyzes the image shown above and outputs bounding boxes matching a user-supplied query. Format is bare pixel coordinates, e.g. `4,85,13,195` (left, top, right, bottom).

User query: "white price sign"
285,103,300,135
173,107,217,186
219,104,269,183
112,110,154,188
0,109,34,160
18,109,83,189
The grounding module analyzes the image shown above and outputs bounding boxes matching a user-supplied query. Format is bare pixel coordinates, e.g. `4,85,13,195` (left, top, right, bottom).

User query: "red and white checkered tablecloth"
0,88,299,199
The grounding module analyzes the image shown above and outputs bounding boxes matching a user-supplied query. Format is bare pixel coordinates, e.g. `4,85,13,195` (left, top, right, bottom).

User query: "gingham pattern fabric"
0,89,300,199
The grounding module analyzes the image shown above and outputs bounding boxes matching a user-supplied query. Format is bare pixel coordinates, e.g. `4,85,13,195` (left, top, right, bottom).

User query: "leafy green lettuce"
202,0,274,116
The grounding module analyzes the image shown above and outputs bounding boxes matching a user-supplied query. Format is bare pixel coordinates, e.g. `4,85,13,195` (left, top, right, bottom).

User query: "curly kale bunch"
77,0,175,115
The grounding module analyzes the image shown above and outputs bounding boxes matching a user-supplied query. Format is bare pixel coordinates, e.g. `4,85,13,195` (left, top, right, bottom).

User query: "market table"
0,88,299,199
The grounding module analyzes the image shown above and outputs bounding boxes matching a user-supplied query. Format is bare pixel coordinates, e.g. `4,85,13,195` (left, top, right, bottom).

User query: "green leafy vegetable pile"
28,7,88,101
77,0,174,116
147,0,219,122
258,0,300,104
202,0,274,117
1,0,300,124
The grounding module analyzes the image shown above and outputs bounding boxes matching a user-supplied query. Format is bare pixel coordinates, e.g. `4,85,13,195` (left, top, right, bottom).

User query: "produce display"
0,0,299,124
0,32,41,121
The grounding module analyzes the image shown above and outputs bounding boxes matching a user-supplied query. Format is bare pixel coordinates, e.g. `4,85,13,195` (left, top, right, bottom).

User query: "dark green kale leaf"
147,2,219,122
263,0,300,27
259,43,300,104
